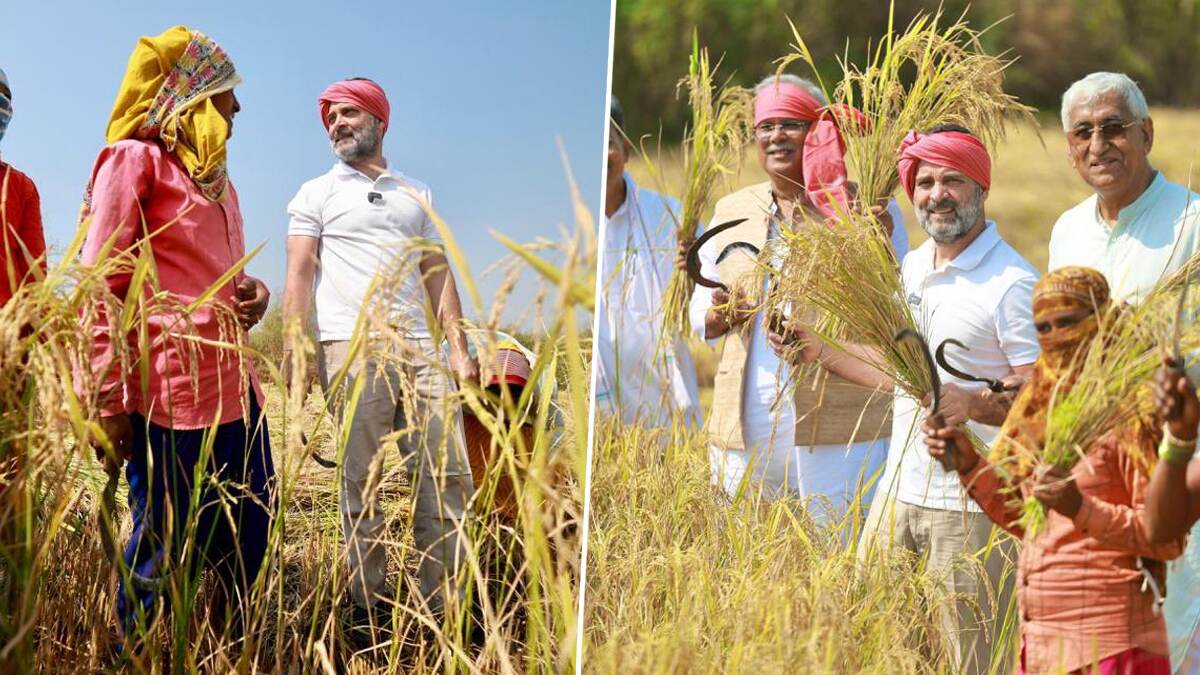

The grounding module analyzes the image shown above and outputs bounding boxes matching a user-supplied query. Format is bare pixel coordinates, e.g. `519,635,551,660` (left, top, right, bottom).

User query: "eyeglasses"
754,120,810,138
1068,119,1138,145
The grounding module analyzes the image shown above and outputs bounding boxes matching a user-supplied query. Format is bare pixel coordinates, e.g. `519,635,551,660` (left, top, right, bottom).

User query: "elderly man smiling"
690,74,909,517
1047,71,1200,674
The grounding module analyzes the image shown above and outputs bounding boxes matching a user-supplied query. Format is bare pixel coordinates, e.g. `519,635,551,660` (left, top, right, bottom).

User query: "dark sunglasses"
1069,119,1138,144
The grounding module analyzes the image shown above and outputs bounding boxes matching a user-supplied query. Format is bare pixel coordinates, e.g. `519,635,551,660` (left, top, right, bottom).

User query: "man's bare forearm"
819,344,895,391
420,251,470,358
282,235,319,349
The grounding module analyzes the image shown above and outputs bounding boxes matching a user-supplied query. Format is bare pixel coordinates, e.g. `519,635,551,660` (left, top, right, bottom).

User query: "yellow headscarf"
105,26,240,201
988,267,1112,480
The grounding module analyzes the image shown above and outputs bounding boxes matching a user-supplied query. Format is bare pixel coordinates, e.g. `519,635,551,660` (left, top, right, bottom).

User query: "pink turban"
897,130,991,202
754,82,868,218
318,79,390,137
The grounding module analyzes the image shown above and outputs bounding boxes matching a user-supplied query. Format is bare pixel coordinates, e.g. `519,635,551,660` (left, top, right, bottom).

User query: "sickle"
895,328,956,470
304,432,338,469
935,338,1010,393
99,468,166,592
684,218,749,290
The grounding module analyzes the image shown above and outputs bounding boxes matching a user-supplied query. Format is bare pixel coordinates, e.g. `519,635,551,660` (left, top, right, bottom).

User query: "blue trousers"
117,394,275,634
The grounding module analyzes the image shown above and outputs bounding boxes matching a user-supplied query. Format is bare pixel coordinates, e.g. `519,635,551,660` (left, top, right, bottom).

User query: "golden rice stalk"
1016,258,1200,534
652,33,754,338
778,3,1035,205
767,4,1034,401
768,208,929,400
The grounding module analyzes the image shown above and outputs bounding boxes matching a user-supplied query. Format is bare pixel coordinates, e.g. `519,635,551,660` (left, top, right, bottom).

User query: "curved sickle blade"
685,218,748,290
896,328,941,414
896,327,957,471
301,431,338,469
935,338,1008,393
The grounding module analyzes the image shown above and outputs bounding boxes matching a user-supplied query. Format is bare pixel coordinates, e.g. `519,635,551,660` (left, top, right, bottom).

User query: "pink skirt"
1019,644,1171,675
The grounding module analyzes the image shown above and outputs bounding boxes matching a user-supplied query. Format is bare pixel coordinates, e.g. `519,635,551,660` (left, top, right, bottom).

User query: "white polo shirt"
886,221,1040,512
287,161,439,341
1048,172,1200,302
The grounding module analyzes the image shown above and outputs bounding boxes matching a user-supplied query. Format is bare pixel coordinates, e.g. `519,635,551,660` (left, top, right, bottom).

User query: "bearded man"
282,77,476,634
788,126,1039,674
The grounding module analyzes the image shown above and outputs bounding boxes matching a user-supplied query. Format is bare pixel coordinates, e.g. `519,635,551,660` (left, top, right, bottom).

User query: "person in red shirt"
0,67,47,306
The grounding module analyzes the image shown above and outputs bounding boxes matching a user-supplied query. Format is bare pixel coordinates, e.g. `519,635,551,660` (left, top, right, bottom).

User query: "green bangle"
1160,427,1197,466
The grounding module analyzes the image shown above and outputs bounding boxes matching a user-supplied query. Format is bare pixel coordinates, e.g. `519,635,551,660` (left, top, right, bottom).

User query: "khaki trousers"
319,338,474,613
860,495,1016,675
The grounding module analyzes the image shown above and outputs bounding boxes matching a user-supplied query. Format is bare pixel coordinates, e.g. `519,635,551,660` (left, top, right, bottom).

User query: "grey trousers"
319,338,474,612
860,495,1016,675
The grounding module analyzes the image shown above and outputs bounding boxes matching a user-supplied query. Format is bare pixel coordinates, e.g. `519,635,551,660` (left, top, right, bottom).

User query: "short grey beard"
332,118,382,163
916,185,983,244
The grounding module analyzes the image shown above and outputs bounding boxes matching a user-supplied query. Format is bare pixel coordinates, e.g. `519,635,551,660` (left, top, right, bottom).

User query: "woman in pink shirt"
924,266,1183,674
79,26,273,642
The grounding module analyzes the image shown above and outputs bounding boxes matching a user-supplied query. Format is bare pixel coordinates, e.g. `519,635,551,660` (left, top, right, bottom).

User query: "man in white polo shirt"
789,126,1038,674
596,97,702,429
1047,71,1200,673
281,77,476,629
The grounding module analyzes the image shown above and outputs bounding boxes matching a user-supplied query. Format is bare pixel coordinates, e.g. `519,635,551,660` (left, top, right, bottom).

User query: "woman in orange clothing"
0,66,47,307
924,266,1182,674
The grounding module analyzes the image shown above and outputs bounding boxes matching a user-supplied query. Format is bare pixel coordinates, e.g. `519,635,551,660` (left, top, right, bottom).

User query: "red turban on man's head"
753,81,869,218
318,78,390,137
897,129,991,202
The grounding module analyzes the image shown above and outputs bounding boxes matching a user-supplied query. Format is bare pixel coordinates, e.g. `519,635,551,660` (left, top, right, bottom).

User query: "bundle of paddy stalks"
766,210,930,400
777,4,1035,206
649,33,753,338
764,4,1035,401
1010,260,1200,534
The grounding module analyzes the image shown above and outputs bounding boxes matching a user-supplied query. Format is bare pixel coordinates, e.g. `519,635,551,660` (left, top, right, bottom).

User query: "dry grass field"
0,191,594,673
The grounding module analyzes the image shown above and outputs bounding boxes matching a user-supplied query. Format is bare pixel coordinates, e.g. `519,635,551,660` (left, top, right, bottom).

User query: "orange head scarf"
105,26,240,201
988,267,1112,479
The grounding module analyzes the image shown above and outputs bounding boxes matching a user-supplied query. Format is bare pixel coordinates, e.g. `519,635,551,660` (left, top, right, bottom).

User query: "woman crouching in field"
923,266,1183,675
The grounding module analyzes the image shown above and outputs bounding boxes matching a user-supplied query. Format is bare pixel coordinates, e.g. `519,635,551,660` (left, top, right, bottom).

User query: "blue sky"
0,1,611,328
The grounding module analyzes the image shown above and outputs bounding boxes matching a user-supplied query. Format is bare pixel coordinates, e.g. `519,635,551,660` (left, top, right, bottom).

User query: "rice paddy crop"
640,35,753,340
581,418,991,674
0,169,592,672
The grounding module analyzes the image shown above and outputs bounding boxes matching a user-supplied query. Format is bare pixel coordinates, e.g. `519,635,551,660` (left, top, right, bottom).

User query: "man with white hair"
1048,71,1200,673
690,73,908,519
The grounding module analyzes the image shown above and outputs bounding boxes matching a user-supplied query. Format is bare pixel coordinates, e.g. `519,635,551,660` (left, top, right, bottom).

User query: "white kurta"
1048,173,1200,673
595,173,702,428
690,199,909,519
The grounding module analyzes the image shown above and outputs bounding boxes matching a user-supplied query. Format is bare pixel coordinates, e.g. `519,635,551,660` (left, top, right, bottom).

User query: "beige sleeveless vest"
704,182,892,449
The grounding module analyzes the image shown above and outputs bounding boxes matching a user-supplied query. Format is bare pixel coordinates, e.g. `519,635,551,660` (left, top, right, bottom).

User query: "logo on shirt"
907,292,922,308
